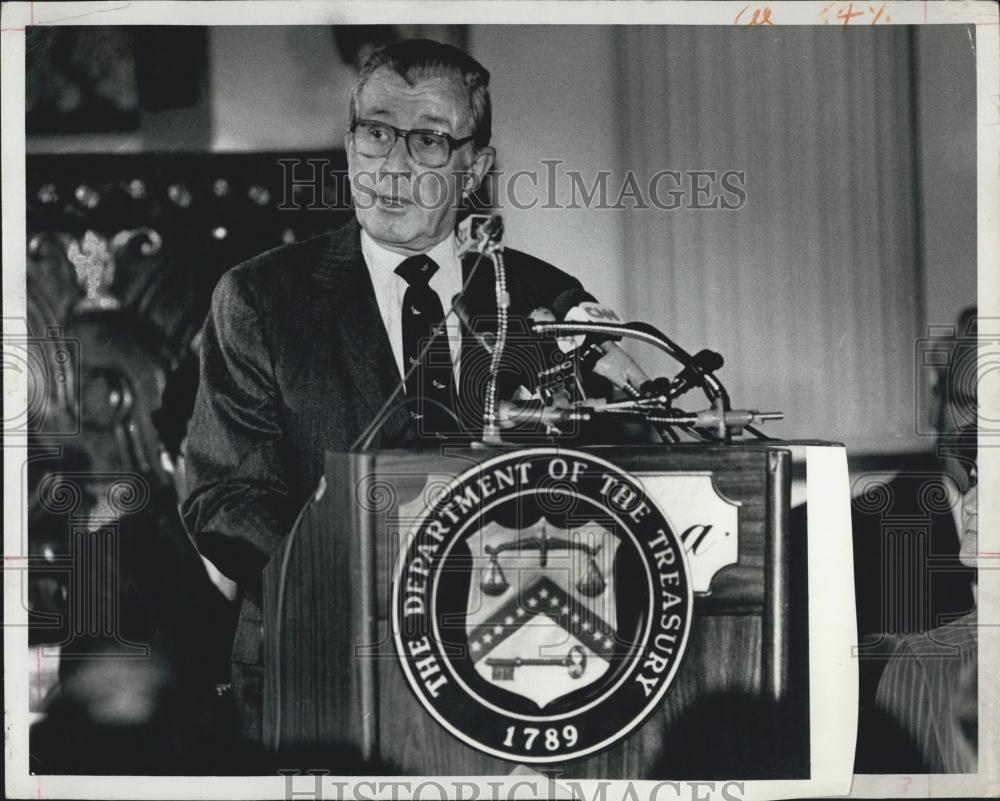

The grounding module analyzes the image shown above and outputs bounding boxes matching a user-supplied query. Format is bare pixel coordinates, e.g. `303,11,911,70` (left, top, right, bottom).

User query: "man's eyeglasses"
349,119,475,168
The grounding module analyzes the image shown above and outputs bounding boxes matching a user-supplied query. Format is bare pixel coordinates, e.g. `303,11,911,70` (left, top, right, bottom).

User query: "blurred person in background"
873,424,979,773
851,306,979,773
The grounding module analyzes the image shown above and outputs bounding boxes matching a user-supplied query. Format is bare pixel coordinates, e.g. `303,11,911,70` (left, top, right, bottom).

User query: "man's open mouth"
378,194,412,208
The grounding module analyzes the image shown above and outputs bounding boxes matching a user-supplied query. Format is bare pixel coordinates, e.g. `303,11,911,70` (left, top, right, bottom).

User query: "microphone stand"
479,246,509,445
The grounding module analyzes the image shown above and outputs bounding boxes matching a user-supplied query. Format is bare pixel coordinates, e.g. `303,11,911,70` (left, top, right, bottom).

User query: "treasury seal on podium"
392,449,693,762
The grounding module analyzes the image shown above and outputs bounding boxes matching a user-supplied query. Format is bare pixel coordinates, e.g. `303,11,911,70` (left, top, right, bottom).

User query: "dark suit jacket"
182,217,582,670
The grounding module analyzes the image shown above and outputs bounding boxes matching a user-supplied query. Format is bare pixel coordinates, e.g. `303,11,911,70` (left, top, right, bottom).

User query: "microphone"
497,399,593,428
641,349,724,401
522,305,583,404
552,288,605,351
456,214,504,256
646,406,783,439
552,289,650,396
589,341,651,395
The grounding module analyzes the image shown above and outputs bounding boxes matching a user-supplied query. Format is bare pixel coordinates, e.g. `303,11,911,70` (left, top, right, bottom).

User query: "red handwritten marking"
837,2,866,26
820,1,890,26
734,5,774,26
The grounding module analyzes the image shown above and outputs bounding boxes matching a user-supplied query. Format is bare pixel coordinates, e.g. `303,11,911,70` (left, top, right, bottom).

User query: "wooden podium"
262,444,812,778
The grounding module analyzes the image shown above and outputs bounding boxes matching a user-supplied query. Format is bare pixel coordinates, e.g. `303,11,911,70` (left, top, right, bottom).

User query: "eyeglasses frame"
349,118,477,167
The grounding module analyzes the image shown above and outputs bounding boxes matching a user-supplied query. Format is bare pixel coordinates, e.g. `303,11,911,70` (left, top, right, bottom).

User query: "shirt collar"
360,229,459,279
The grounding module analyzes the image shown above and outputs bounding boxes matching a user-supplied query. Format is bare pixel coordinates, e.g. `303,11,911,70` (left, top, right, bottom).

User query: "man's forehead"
356,67,470,131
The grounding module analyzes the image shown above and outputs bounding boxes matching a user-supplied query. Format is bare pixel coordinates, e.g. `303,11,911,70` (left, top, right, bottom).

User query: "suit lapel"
458,251,501,351
312,220,413,445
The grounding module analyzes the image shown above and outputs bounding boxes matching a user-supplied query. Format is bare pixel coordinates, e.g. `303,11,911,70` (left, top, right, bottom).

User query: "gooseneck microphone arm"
529,320,731,410
627,321,730,411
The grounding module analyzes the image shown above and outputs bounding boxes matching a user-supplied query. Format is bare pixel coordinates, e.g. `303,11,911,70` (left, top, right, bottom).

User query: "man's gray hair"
350,38,492,149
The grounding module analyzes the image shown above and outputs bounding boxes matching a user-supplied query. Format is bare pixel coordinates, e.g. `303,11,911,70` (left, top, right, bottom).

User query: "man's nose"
379,135,412,176
961,484,978,521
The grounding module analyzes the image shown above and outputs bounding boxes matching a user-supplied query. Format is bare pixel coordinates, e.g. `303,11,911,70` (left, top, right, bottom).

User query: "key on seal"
485,645,587,680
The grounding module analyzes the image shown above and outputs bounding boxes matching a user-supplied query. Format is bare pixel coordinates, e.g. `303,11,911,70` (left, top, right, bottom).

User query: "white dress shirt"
360,229,464,383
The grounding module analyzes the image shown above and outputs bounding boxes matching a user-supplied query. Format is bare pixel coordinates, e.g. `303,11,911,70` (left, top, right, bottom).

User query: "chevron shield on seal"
465,519,621,708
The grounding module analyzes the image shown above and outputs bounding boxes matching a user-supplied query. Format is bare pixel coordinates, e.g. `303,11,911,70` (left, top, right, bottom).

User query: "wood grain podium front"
263,444,810,778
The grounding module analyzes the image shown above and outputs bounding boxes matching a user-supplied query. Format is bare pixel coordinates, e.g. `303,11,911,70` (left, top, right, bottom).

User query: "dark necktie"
395,255,457,435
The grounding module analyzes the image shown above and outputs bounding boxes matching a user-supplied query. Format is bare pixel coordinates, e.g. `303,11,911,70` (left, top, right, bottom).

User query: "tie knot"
395,255,439,287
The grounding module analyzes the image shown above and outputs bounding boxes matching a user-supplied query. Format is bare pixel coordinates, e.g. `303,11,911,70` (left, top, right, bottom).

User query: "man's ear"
465,146,496,194
344,132,353,161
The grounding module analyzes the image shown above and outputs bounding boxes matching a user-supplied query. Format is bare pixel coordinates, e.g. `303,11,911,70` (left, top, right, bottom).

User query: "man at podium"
182,39,586,742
